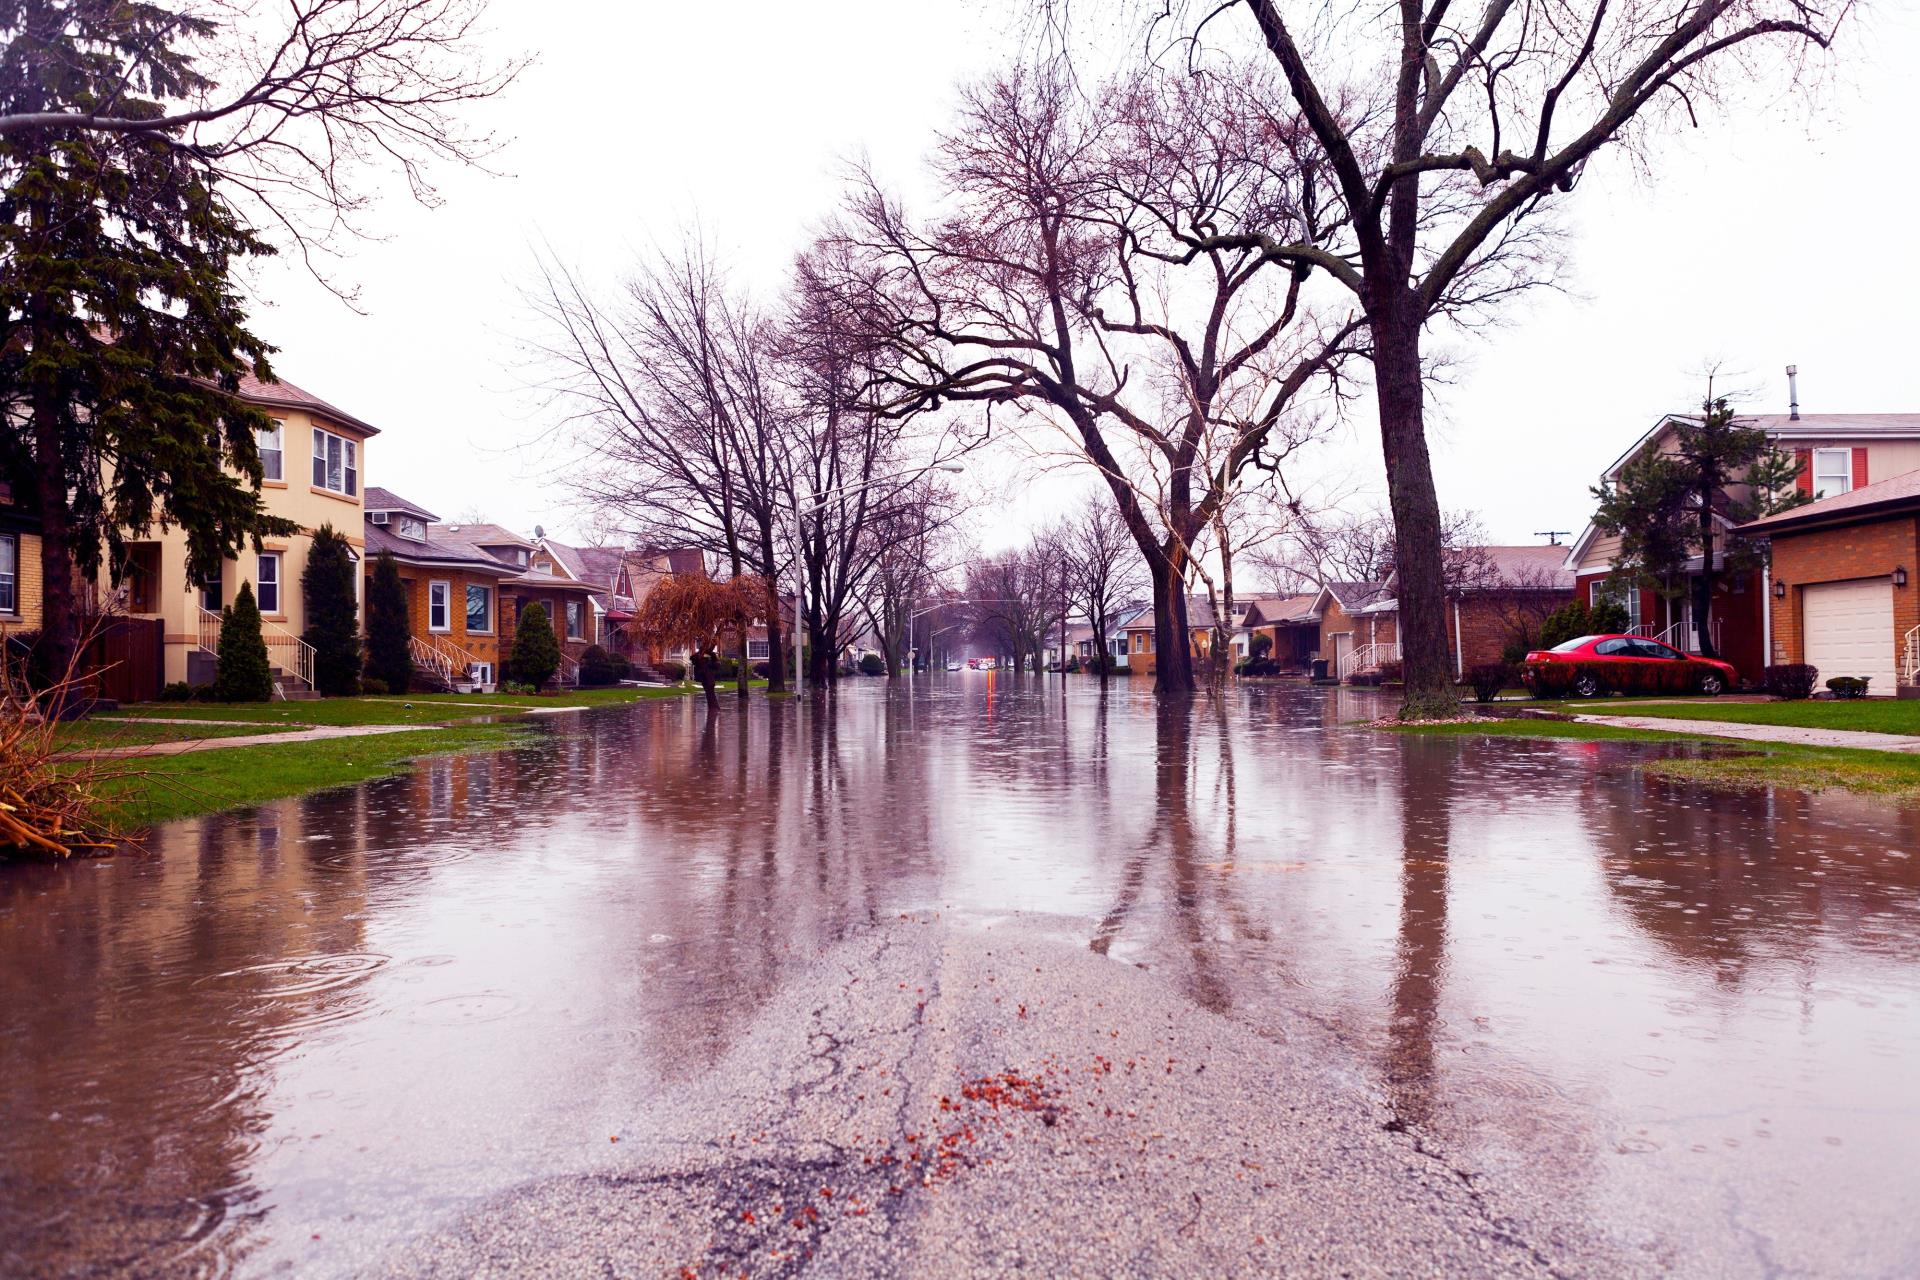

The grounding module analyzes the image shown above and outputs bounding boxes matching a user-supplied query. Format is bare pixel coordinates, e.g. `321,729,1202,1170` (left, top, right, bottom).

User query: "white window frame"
746,638,769,660
564,599,584,640
397,516,424,541
1812,448,1852,500
256,552,281,615
428,580,452,632
258,420,284,481
0,533,16,614
466,583,493,634
311,426,358,497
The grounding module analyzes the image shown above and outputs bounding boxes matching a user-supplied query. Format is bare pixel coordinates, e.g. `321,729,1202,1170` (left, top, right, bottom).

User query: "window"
1594,638,1634,656
258,421,283,481
564,599,584,639
428,580,451,631
311,426,358,496
747,638,769,660
1812,448,1852,500
466,584,492,633
200,566,223,613
397,516,424,541
257,553,281,614
0,534,15,614
1631,639,1684,660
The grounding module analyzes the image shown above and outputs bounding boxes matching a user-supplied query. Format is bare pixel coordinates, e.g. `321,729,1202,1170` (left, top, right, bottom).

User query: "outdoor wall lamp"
1896,567,1909,587
1773,579,1787,599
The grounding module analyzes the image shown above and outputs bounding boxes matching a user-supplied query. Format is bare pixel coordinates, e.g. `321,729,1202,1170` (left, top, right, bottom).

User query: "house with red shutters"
1562,407,1920,683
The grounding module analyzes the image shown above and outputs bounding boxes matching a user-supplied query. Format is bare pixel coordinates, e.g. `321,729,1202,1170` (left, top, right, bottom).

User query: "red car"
1522,633,1737,698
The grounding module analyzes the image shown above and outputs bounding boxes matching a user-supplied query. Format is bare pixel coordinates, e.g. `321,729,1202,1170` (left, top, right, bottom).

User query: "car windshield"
1550,635,1599,653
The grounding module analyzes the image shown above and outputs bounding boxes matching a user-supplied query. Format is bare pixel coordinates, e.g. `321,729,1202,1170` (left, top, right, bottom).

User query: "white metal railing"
1339,641,1401,681
198,607,316,691
1904,625,1919,686
1628,623,1660,638
1653,617,1721,655
410,634,483,688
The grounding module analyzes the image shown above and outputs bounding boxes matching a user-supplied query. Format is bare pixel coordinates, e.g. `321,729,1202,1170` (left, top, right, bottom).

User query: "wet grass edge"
1386,717,1920,803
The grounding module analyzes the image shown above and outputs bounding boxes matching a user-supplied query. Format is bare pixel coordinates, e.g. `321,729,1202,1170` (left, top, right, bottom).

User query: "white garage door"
1802,578,1896,692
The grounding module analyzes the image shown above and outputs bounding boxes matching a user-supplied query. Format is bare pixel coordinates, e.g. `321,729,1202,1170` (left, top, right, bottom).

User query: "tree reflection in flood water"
0,679,1916,1277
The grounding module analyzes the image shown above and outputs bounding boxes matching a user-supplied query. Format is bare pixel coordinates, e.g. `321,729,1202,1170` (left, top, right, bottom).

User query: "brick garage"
1740,473,1920,696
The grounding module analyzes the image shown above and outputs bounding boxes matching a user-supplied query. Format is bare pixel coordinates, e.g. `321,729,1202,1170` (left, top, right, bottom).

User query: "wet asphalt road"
385,917,1601,1278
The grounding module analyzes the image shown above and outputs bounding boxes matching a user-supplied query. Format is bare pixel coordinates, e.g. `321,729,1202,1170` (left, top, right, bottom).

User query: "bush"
502,680,537,695
751,661,771,679
360,676,389,696
1536,601,1592,651
303,524,362,696
1826,675,1871,700
711,655,741,681
365,551,412,695
509,602,562,689
189,682,217,702
657,659,688,682
214,582,275,703
858,653,886,676
1500,635,1533,666
1376,659,1404,684
1467,663,1511,703
578,644,621,687
158,681,192,702
1765,663,1819,700
1237,657,1279,677
1249,633,1273,660
1589,599,1630,635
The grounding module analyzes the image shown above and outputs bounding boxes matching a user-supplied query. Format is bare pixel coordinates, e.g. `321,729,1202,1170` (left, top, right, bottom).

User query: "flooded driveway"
2,680,1916,1276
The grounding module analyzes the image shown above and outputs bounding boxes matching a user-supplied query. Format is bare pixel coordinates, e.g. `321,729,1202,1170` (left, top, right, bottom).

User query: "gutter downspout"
1454,601,1465,679
1761,559,1773,671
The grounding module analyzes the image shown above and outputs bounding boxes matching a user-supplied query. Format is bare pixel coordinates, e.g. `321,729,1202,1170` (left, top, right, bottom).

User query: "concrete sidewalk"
1576,714,1920,752
71,722,433,760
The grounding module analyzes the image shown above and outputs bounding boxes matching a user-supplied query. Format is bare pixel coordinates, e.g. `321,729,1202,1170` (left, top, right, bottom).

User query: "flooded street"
2,679,1917,1276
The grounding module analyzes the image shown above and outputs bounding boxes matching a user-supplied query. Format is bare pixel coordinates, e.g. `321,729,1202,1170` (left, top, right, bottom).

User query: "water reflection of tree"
1579,768,1920,980
1386,738,1455,1130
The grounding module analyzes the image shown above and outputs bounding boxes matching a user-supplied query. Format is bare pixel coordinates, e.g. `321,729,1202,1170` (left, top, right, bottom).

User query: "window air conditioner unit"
369,512,389,524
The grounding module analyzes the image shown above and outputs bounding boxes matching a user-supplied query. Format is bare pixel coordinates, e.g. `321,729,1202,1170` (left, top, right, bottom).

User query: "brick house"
1120,595,1217,676
535,538,706,668
1241,594,1319,669
1736,471,1920,696
1310,582,1394,678
1563,410,1920,682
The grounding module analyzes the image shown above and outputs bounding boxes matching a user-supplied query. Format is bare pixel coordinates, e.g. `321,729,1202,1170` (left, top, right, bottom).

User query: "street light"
791,462,965,696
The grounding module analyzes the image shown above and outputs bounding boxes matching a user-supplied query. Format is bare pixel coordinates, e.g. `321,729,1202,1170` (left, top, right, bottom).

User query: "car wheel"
1698,671,1725,696
1571,674,1601,698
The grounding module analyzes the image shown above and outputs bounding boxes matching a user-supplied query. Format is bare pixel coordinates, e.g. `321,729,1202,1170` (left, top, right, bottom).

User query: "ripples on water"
0,678,1916,1276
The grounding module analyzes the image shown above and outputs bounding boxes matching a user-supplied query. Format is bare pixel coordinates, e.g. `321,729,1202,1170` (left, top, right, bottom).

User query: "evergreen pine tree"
215,581,274,702
365,552,412,694
509,602,561,690
302,524,361,696
0,2,296,689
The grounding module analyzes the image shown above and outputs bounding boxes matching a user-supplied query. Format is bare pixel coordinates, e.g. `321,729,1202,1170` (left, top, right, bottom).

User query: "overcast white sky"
247,1,1920,576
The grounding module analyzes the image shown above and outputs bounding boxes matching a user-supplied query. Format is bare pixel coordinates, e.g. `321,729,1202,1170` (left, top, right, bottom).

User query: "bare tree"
1062,494,1147,683
0,0,521,266
1128,0,1849,714
861,478,969,676
527,241,797,691
1291,506,1495,591
826,64,1361,696
967,539,1063,674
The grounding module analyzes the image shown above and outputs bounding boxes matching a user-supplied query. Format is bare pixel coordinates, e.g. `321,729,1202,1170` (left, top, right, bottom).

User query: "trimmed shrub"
158,681,192,702
751,661,771,679
858,653,886,676
302,524,362,696
1237,657,1279,676
1376,659,1404,684
509,603,562,689
657,659,688,682
1826,675,1870,700
1500,635,1533,666
1765,663,1819,700
578,644,621,687
360,676,389,696
1536,601,1591,652
214,582,275,703
365,552,412,695
1467,663,1511,703
1589,599,1630,635
1249,633,1274,660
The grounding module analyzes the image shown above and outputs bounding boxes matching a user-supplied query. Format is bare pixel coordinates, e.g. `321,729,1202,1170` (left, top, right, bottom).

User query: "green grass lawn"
1392,717,1920,802
112,684,696,728
93,723,542,828
1547,697,1920,735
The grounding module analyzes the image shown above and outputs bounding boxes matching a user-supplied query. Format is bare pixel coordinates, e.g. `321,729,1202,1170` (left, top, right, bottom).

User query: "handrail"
410,633,484,687
198,607,316,690
1653,616,1721,655
1903,624,1919,686
1339,641,1401,681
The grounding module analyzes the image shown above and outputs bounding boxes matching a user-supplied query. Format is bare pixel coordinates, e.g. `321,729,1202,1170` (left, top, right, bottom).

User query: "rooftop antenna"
1534,530,1570,546
1786,364,1800,421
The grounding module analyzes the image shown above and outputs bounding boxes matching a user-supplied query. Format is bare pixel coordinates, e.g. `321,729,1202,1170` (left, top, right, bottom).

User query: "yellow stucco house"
105,370,376,689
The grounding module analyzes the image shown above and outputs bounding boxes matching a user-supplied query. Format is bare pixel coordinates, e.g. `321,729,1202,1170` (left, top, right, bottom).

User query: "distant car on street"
1522,633,1736,698
946,661,961,671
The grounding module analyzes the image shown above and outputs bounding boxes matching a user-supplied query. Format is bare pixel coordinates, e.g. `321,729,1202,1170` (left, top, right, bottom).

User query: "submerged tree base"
1397,691,1462,722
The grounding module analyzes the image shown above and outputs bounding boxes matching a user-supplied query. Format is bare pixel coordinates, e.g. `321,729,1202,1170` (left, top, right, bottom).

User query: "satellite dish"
534,524,545,540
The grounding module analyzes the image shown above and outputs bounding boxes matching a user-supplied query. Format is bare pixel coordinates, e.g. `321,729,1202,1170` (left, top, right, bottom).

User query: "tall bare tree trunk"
1693,488,1719,659
1151,552,1195,695
1373,306,1453,718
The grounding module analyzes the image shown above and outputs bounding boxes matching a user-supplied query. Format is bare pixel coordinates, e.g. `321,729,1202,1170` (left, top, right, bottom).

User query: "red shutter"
1794,448,1813,496
1852,446,1869,489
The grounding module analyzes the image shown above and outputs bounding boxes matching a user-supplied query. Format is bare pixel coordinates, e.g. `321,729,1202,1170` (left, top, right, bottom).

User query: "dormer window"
397,516,425,541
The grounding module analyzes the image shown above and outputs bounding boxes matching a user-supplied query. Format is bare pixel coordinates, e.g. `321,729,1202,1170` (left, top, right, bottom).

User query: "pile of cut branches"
0,665,121,861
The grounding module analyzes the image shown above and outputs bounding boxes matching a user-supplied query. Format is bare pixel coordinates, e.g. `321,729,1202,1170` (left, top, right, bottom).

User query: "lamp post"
791,463,965,696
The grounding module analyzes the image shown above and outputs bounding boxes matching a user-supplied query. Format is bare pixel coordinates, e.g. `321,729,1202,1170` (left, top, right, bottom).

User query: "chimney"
1786,364,1800,421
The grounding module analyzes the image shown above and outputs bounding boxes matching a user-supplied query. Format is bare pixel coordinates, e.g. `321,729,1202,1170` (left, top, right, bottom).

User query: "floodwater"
1,679,1916,1276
